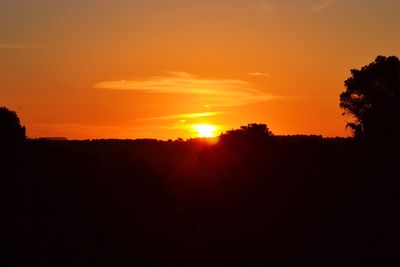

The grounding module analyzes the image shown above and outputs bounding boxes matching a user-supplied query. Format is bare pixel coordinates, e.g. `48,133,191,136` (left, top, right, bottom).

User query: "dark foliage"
0,107,26,145
220,123,272,145
223,123,272,137
340,55,400,139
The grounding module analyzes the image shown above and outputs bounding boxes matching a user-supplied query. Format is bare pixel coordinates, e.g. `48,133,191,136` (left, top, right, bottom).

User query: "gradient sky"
1,0,399,139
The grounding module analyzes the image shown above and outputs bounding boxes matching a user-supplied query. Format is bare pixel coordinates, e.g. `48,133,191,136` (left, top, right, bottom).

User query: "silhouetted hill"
2,135,399,267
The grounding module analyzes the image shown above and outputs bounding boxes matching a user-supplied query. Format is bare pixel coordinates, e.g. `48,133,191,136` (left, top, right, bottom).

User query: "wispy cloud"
94,72,273,107
28,123,175,139
258,0,283,20
137,112,224,121
246,72,271,78
259,0,337,18
308,0,336,14
259,0,274,14
29,123,165,131
0,44,25,50
0,43,48,50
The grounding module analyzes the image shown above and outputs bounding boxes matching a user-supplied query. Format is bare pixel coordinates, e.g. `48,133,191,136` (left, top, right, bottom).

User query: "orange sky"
1,0,399,139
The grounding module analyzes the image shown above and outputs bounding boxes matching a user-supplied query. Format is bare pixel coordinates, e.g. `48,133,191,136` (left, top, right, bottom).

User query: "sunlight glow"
193,124,217,138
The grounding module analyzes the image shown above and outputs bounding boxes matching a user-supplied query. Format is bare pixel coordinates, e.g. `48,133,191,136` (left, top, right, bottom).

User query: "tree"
340,56,400,139
220,123,273,143
0,107,26,144
238,123,273,137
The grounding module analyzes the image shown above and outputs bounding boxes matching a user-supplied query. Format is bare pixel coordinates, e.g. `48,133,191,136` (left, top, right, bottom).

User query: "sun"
193,124,217,138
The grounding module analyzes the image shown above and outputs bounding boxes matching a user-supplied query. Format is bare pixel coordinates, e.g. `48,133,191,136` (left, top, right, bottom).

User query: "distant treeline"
2,134,399,267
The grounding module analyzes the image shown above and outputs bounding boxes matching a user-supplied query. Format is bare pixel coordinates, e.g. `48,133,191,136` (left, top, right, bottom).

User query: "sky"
1,0,399,139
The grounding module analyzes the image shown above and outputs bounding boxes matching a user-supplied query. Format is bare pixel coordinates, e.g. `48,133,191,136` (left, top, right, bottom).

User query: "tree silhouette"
239,123,273,137
340,56,400,139
0,107,26,144
220,123,272,143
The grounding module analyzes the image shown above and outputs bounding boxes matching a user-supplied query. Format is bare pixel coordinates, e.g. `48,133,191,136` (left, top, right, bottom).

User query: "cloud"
0,44,25,50
138,112,224,121
0,43,48,50
175,120,186,126
259,0,337,18
29,123,161,131
28,123,175,138
308,0,336,14
259,0,274,14
246,72,271,78
94,72,273,107
258,0,284,20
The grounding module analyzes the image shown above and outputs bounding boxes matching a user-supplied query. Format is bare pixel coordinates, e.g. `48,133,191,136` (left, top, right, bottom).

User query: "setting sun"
193,124,218,138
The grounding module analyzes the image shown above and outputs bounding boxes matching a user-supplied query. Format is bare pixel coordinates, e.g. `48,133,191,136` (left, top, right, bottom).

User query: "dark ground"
2,135,399,266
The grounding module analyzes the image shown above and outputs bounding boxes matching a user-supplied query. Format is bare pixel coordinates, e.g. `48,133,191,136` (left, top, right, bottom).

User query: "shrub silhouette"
0,107,26,144
340,55,400,139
